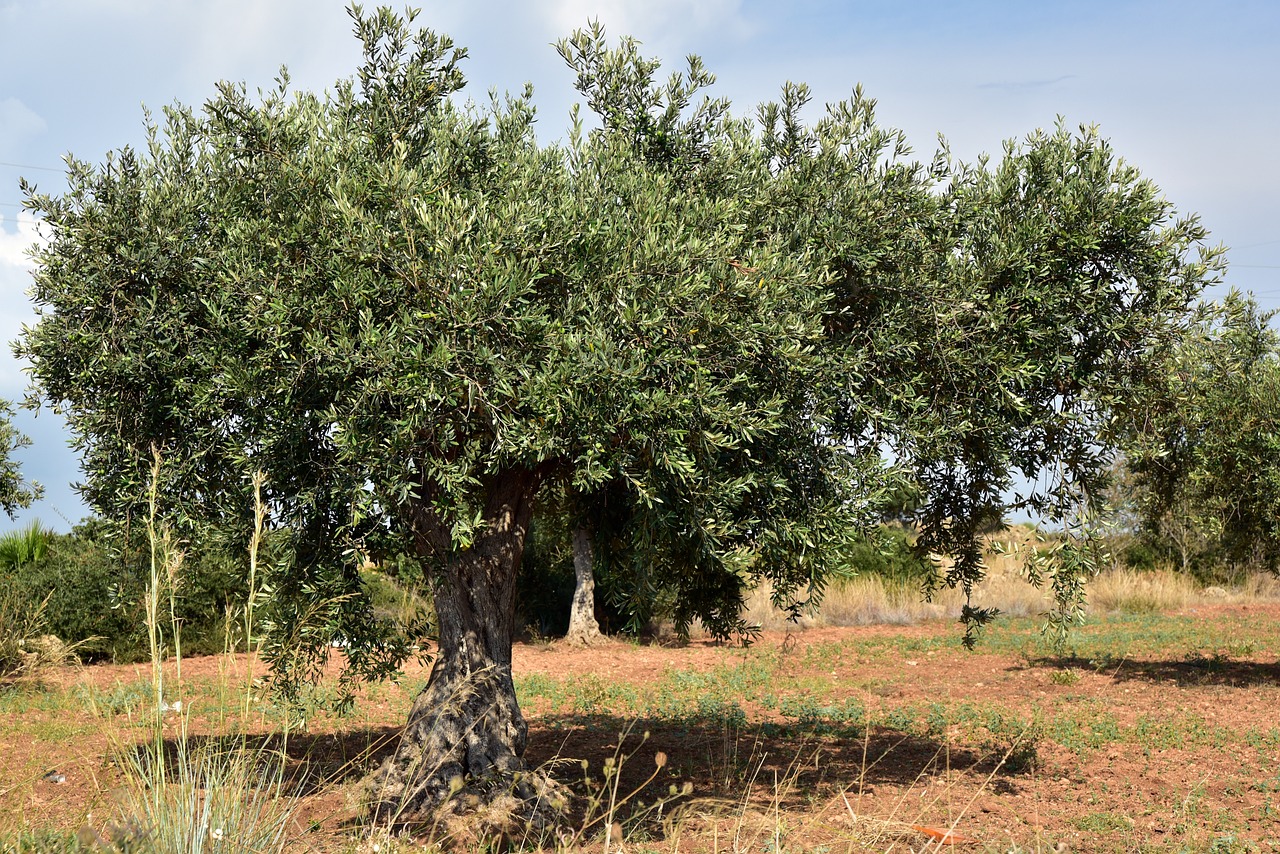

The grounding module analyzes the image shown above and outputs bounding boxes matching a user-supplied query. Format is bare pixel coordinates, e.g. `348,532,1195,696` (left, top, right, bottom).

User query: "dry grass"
741,533,1052,632
738,526,1280,632
1087,568,1197,614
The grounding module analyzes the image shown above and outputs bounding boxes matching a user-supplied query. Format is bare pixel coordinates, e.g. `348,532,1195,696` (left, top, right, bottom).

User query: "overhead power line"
0,160,62,173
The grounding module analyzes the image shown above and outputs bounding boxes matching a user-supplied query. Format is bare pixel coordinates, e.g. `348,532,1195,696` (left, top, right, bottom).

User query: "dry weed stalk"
79,456,303,854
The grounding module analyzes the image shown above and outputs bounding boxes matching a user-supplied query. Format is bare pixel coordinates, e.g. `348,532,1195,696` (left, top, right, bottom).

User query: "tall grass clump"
84,458,301,852
807,575,948,627
1225,572,1280,601
0,589,62,681
90,743,296,854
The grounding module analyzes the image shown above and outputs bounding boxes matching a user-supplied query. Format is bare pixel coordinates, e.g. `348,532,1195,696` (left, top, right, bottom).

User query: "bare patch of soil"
4,604,1280,850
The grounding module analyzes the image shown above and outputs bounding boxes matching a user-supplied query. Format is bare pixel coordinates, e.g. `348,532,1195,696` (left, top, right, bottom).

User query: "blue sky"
1,0,1277,530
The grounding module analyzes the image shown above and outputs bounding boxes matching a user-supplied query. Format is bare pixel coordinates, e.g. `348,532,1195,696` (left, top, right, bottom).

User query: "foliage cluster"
840,526,933,589
0,402,40,519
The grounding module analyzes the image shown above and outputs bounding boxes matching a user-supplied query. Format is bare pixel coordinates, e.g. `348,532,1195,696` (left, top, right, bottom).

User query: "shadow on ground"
128,727,398,797
523,712,1030,832
132,710,1032,841
1015,655,1280,687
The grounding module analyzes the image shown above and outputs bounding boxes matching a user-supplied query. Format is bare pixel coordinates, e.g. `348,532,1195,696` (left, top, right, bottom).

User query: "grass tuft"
93,740,299,853
75,460,304,854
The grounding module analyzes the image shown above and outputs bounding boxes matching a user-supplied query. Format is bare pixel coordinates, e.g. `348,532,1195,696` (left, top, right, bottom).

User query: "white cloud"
0,211,41,270
0,213,41,396
0,211,86,529
0,97,47,158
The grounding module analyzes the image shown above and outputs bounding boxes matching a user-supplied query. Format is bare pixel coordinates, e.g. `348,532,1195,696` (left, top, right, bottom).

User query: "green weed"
77,679,154,719
772,694,866,736
1050,707,1123,753
0,829,80,854
1048,667,1080,685
1070,810,1133,833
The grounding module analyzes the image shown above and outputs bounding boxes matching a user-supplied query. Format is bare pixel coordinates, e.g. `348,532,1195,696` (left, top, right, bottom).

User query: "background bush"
841,526,934,588
3,519,251,663
517,511,632,638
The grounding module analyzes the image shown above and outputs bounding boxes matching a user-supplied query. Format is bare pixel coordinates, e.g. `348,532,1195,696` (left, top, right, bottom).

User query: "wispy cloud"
0,98,47,159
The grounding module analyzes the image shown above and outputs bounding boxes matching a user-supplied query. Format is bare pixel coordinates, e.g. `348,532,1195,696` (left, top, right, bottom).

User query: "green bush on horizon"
3,519,253,663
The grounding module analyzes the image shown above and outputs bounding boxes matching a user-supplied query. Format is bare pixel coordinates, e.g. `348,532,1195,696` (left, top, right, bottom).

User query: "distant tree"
0,401,40,520
566,514,605,644
16,8,1218,824
1117,292,1280,574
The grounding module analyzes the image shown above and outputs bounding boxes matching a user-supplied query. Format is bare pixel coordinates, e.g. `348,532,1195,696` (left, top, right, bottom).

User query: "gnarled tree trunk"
369,467,561,826
566,523,605,646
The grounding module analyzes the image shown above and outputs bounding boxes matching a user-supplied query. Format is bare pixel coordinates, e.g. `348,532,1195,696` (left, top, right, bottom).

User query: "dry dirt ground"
4,603,1280,852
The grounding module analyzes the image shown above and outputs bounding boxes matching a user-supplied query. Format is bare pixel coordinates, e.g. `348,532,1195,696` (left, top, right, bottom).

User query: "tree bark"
368,466,562,827
565,523,605,646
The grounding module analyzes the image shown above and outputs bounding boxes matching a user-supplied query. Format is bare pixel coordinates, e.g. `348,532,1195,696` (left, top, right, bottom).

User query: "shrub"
0,521,54,570
5,519,253,662
841,526,933,586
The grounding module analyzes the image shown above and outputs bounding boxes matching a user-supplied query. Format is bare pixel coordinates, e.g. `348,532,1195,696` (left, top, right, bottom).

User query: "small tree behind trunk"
565,523,605,646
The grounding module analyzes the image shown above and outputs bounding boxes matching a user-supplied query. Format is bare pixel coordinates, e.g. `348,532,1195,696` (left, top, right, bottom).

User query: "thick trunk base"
366,661,565,830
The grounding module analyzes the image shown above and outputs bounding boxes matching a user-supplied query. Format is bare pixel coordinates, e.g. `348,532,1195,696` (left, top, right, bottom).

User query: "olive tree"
0,402,39,519
813,123,1224,637
1118,292,1280,573
17,7,1218,822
